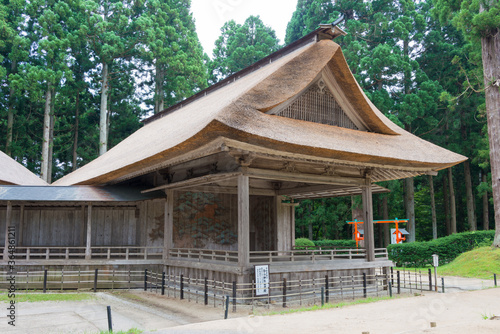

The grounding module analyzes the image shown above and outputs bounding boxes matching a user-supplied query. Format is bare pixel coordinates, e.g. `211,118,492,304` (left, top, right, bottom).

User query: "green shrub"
313,239,357,249
387,230,495,267
295,238,315,249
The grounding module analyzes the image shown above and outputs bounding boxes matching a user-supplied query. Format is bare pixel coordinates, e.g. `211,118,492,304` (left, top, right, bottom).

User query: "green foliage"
387,230,495,267
438,246,500,279
294,237,315,249
313,239,356,249
209,15,280,82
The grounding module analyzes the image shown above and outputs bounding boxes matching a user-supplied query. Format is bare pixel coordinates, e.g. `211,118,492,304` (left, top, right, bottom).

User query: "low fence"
1,268,497,312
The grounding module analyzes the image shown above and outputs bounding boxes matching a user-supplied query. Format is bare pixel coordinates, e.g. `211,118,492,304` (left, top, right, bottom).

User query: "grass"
0,292,94,303
99,329,143,334
256,296,394,316
438,246,500,279
394,247,500,280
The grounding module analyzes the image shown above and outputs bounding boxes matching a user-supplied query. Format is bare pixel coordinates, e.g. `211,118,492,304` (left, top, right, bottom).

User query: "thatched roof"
55,28,465,186
0,150,47,186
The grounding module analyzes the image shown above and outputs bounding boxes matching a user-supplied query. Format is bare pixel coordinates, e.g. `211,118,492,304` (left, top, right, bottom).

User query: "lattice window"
275,80,358,130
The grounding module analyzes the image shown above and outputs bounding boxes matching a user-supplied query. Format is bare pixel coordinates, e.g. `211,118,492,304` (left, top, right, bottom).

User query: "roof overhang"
0,185,164,202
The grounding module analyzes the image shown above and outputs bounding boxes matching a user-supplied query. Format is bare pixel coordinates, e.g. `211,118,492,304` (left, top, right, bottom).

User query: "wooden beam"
362,182,375,262
179,185,275,196
164,190,173,260
85,204,92,260
278,184,344,196
244,167,365,186
238,175,250,267
142,172,240,193
3,201,12,260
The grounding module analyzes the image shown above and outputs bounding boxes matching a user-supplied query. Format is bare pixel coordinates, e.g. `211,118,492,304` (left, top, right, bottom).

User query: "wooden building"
1,25,466,284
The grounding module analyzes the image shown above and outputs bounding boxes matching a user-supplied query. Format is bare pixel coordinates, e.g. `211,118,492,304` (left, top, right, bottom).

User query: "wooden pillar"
362,183,375,262
85,203,92,260
3,201,12,260
164,190,174,260
277,197,299,252
18,204,24,246
238,174,250,267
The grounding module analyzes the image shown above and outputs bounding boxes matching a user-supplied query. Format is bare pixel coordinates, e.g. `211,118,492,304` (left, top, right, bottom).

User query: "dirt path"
150,288,500,334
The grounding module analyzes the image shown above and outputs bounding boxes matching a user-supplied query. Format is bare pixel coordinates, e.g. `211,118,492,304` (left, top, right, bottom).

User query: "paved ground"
152,288,500,334
1,277,499,334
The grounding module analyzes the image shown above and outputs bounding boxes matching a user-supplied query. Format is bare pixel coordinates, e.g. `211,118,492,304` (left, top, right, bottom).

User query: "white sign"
255,265,270,296
390,228,400,244
432,254,439,267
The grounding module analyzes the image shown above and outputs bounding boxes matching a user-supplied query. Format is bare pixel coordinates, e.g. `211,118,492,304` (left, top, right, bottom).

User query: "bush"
295,238,315,249
313,239,357,249
387,230,496,267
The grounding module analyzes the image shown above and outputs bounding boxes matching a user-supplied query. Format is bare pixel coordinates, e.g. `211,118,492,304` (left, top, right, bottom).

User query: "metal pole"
161,272,166,295
204,277,208,305
388,282,392,298
325,275,329,303
180,274,184,299
232,281,237,312
321,287,325,306
363,273,367,298
441,277,445,293
494,274,497,287
107,306,113,332
43,269,48,293
428,268,432,291
144,269,148,291
397,271,401,294
94,269,98,293
224,295,229,319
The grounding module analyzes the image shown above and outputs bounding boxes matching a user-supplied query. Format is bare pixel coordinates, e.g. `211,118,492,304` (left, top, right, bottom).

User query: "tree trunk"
429,175,437,239
47,86,56,184
382,196,389,246
308,223,313,240
72,90,80,171
480,27,500,246
40,85,52,182
483,172,489,230
443,173,451,235
404,178,415,242
463,161,477,230
5,60,17,156
448,168,457,234
155,63,165,114
99,62,109,156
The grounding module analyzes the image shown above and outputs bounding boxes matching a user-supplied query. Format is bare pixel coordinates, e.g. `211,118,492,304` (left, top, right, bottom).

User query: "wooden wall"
0,201,168,248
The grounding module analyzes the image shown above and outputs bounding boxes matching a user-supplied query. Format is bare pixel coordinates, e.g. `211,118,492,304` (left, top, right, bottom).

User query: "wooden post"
3,201,12,260
238,174,250,267
361,182,375,262
18,204,24,246
85,204,92,260
164,190,174,260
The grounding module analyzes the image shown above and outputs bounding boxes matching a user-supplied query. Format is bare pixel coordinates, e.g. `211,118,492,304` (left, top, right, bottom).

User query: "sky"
190,0,298,57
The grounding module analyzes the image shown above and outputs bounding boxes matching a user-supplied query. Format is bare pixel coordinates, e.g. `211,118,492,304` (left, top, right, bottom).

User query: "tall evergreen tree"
433,0,500,246
79,0,152,156
142,0,207,114
209,15,280,83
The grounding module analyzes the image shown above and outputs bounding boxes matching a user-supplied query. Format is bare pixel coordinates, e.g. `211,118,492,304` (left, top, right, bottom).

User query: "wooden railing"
249,248,368,264
168,248,239,263
2,246,163,261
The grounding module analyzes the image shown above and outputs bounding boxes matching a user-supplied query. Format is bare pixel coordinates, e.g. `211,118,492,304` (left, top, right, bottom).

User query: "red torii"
347,218,408,247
